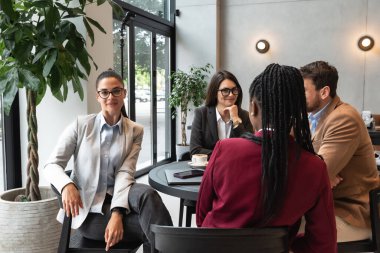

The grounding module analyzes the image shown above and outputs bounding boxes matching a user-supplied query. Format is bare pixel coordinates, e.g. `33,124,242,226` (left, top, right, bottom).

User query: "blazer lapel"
207,106,219,142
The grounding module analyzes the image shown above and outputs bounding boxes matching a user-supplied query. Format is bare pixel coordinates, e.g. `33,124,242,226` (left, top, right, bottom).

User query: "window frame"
2,93,22,190
114,0,177,177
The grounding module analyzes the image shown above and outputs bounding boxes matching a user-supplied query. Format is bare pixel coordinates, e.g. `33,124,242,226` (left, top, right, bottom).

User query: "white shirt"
90,113,123,214
216,107,232,140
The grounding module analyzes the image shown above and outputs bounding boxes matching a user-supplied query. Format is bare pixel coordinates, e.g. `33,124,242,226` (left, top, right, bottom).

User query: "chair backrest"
151,225,288,253
369,187,380,251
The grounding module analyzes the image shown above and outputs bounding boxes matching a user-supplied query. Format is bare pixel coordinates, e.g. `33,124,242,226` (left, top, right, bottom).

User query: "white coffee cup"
362,111,373,128
192,154,208,165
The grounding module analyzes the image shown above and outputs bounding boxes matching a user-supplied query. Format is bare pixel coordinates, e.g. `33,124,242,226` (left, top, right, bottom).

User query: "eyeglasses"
97,88,124,99
218,87,239,96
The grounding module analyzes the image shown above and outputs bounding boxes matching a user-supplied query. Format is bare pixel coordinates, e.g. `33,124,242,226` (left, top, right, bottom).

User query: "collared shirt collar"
99,112,123,134
308,100,331,124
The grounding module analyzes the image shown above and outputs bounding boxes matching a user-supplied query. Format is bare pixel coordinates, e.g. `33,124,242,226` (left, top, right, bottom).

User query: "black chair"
51,172,140,253
337,187,380,252
151,225,289,253
177,151,196,227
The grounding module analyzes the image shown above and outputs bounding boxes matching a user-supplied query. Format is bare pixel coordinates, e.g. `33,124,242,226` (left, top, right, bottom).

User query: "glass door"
114,15,173,174
156,34,171,162
134,26,153,169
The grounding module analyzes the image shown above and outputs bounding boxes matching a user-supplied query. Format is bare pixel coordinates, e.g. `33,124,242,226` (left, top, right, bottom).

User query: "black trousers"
78,183,173,253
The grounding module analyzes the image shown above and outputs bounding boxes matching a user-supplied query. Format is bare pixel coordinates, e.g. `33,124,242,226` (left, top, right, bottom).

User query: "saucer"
188,162,208,169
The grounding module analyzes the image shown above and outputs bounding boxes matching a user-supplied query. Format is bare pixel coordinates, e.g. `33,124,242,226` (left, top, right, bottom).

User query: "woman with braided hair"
196,64,337,252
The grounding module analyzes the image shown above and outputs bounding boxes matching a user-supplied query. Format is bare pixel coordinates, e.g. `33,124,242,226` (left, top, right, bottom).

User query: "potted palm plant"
169,63,212,159
0,0,122,251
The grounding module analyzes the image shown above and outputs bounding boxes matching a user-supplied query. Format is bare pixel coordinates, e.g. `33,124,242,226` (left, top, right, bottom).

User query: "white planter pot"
0,186,62,253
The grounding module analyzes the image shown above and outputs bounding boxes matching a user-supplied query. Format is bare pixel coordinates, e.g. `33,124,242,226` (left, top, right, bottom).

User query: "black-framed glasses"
97,88,125,99
218,87,239,96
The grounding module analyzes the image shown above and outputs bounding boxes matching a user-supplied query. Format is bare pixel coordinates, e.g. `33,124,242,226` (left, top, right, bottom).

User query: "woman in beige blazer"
43,70,172,252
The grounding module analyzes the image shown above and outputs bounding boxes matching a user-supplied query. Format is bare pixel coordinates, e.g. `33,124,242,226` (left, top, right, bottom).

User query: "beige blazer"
43,114,143,229
312,96,378,228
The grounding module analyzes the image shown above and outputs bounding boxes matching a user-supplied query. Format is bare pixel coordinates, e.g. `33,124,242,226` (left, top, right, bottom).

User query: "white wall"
176,0,380,115
175,0,220,143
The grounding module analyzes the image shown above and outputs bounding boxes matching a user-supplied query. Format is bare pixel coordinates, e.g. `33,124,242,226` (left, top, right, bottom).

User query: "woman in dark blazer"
190,70,253,157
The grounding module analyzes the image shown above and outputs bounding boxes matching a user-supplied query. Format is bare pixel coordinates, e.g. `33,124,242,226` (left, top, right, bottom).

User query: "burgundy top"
196,134,337,253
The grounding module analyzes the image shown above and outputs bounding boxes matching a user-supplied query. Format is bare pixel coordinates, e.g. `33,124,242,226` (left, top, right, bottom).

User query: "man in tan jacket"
300,61,378,242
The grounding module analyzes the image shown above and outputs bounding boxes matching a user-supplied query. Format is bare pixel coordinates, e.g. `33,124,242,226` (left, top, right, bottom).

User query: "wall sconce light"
358,35,374,51
256,39,270,54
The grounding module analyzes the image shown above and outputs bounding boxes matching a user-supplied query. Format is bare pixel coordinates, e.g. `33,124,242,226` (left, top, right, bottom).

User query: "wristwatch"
233,118,242,129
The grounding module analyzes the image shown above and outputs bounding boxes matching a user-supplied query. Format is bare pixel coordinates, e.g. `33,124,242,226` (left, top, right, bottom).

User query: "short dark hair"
96,69,124,89
299,61,338,97
204,70,243,108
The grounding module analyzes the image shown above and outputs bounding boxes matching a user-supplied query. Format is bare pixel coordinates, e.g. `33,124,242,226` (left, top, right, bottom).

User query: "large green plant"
0,0,122,201
169,63,212,146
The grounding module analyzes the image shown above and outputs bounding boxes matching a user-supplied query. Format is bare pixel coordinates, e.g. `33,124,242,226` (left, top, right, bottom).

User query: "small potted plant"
0,0,122,251
169,63,212,159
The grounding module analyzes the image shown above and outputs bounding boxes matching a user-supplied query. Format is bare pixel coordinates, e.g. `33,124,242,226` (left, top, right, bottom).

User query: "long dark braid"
243,63,315,225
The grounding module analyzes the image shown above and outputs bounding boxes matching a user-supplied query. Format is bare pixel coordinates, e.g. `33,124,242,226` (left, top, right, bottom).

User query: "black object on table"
148,161,201,227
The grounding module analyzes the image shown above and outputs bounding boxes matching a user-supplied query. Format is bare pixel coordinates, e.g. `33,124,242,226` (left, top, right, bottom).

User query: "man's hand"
62,183,83,217
105,212,124,251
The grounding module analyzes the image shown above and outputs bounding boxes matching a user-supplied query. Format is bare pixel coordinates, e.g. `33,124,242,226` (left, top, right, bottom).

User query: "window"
0,94,22,192
113,1,175,175
119,0,171,21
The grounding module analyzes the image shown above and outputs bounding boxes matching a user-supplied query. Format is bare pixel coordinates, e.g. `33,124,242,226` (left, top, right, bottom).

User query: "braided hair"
243,63,315,225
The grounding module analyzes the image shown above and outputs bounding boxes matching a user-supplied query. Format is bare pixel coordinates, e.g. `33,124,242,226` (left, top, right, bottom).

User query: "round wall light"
358,35,374,51
256,39,270,54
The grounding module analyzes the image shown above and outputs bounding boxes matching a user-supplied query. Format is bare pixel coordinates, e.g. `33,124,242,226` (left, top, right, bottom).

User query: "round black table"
148,161,200,226
148,161,199,201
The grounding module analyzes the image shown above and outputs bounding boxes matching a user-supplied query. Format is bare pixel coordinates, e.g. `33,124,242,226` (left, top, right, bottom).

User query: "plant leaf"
108,0,124,19
0,0,17,21
45,6,60,35
72,70,84,100
18,69,40,91
29,0,51,8
85,17,106,34
1,67,19,115
97,0,107,5
36,78,47,105
32,47,50,64
82,17,95,46
43,50,58,77
77,48,91,76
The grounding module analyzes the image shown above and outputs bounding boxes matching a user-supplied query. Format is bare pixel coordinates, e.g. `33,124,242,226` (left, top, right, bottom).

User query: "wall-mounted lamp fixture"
358,35,374,51
256,39,270,54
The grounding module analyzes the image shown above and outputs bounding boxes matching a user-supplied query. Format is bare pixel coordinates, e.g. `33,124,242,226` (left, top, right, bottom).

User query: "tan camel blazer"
312,96,378,228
